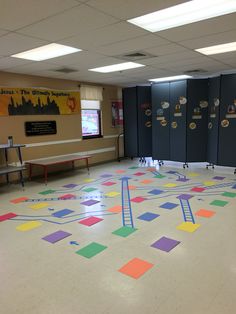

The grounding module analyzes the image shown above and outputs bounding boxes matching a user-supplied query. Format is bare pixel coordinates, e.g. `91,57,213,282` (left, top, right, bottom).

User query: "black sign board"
25,121,57,136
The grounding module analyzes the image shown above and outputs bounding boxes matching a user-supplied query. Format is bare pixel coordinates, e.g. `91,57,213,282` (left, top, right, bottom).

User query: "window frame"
81,100,102,140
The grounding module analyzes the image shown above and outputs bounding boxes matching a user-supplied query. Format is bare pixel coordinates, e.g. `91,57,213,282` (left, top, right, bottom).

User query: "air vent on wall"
54,67,78,74
116,51,156,61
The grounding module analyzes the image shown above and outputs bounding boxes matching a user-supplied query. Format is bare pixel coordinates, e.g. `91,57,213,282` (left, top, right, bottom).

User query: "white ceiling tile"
0,57,32,70
87,0,186,20
158,13,236,42
0,33,47,56
60,22,148,49
3,61,60,74
0,0,80,31
0,29,9,37
180,30,236,50
18,5,119,41
144,43,187,56
94,34,170,56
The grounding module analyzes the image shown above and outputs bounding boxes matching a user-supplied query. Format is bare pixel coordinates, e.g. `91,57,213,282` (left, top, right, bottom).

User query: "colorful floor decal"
118,258,154,279
76,242,107,258
2,162,236,281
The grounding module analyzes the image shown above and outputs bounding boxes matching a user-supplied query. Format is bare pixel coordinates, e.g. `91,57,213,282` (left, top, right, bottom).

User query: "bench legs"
43,165,48,185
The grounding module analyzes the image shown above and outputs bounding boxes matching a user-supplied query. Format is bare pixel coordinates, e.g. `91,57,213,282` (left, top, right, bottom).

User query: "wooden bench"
25,154,91,184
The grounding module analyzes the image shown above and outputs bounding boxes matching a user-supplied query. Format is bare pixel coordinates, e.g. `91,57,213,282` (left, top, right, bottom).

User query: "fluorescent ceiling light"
11,43,81,61
128,0,236,32
149,75,192,83
195,41,236,55
89,62,145,73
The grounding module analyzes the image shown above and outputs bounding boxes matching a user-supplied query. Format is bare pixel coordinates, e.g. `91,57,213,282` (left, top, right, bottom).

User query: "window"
81,100,102,139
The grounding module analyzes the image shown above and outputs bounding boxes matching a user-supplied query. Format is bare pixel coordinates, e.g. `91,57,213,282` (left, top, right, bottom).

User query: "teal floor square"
82,187,97,193
76,242,107,258
222,192,236,198
112,226,137,237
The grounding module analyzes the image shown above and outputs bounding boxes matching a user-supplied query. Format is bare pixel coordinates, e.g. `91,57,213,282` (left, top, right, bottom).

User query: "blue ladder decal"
121,178,134,228
179,199,195,224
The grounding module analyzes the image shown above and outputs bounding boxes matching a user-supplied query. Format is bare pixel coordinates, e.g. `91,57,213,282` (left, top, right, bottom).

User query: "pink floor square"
79,216,103,226
102,182,116,186
191,187,206,192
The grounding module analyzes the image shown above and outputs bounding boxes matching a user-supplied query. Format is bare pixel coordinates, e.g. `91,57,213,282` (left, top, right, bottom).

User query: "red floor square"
79,216,103,226
131,197,146,203
119,258,154,279
195,209,216,218
191,187,205,192
0,212,17,222
102,182,116,186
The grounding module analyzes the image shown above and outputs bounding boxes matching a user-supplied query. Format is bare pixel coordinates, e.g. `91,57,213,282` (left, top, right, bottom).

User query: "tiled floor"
0,159,236,314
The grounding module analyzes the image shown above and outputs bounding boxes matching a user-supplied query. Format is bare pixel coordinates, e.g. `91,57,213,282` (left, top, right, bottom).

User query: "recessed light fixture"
128,0,236,32
195,41,236,55
149,75,192,83
11,43,81,61
89,62,145,73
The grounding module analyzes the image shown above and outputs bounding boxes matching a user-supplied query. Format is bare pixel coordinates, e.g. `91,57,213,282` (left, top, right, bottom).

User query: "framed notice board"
25,121,57,136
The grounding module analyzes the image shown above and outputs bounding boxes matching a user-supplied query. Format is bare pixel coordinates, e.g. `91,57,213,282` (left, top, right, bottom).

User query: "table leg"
72,160,75,170
86,158,90,174
29,164,32,180
44,166,48,185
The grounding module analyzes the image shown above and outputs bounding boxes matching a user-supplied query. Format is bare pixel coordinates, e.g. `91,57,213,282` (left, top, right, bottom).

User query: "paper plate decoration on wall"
174,104,182,117
160,119,167,127
226,101,236,118
189,122,196,130
221,119,229,128
171,121,178,129
161,101,170,109
145,121,152,128
208,122,213,129
214,98,220,107
192,107,202,119
145,109,152,116
156,108,164,120
199,100,208,108
179,96,187,105
210,105,216,118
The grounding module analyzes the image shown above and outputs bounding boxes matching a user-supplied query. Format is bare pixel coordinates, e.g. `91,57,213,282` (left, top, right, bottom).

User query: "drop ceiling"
0,0,235,86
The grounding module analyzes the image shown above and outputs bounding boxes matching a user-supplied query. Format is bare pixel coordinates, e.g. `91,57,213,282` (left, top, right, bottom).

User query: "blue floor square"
160,202,178,210
52,209,74,218
137,212,160,221
148,189,164,195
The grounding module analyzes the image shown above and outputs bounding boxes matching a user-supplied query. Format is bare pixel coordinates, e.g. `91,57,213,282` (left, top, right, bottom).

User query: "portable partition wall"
123,86,152,159
152,79,209,167
206,74,236,172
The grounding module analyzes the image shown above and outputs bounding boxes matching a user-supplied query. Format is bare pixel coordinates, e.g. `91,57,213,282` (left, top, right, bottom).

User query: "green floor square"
39,189,55,195
154,174,165,179
76,242,107,258
129,166,139,169
112,226,137,237
210,200,228,207
82,187,97,193
222,192,236,198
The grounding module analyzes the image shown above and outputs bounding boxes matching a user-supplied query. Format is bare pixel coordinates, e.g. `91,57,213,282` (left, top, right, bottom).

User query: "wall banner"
0,87,80,116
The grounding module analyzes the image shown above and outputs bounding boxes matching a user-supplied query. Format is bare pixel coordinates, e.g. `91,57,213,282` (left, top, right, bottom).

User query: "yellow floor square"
164,183,177,188
188,172,200,177
84,178,95,183
105,191,120,197
176,222,200,233
30,202,49,210
16,221,42,231
203,181,216,186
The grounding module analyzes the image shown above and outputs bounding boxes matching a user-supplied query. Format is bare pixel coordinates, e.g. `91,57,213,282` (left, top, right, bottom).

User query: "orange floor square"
140,179,154,184
115,170,125,174
10,197,29,204
128,185,137,190
118,257,154,279
195,209,216,218
107,205,122,213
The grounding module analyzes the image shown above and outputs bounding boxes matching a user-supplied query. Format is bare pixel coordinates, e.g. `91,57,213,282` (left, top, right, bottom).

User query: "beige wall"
0,71,124,182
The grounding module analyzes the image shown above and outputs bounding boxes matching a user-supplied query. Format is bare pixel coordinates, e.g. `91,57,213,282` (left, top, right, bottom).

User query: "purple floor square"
151,236,180,252
63,184,78,188
213,176,225,180
42,230,72,244
100,174,113,178
160,202,178,210
167,171,176,174
138,212,160,221
176,178,189,182
81,199,100,206
148,189,164,195
177,194,193,200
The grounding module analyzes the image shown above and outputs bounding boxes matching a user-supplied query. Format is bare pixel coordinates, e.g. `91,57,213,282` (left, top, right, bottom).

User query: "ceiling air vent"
184,69,208,74
116,51,156,61
54,67,78,74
